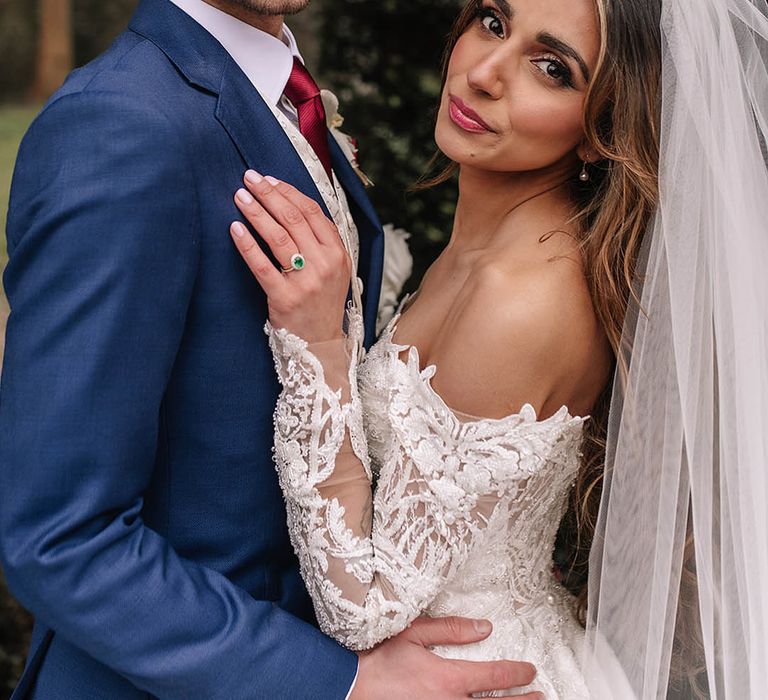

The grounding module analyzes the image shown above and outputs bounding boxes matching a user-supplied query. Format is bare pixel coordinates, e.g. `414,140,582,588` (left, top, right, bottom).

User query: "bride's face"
435,0,600,175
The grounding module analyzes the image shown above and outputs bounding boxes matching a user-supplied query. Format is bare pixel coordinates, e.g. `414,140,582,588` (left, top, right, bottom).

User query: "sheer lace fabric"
267,309,595,697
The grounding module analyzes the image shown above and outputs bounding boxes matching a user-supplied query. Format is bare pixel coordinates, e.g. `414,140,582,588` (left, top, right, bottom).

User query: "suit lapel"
129,0,227,94
214,57,330,217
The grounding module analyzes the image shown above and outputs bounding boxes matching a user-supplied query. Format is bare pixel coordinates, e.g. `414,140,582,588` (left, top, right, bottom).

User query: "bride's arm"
229,175,506,650
266,311,504,651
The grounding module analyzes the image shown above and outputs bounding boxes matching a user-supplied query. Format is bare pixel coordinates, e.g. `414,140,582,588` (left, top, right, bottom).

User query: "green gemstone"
291,254,306,271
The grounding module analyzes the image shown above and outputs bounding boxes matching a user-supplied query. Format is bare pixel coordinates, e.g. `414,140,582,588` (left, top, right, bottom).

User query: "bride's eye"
477,7,505,38
531,56,575,88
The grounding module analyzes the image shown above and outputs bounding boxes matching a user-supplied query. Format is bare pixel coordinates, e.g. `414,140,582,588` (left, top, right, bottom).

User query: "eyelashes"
532,56,575,89
476,5,505,38
477,6,505,38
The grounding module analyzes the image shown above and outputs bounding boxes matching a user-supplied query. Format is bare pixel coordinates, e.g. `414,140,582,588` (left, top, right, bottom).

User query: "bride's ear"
576,142,599,164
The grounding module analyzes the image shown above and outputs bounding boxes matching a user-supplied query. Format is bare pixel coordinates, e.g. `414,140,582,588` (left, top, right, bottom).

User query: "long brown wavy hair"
417,0,663,621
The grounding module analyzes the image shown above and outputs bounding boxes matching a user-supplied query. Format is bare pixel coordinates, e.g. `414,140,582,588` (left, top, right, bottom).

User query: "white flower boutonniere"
321,89,374,188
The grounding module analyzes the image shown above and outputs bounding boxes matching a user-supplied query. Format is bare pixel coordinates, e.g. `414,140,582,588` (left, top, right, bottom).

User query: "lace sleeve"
267,312,527,651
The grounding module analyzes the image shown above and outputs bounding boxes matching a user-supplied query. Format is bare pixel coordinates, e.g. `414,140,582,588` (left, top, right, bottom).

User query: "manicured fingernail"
231,221,246,238
265,176,280,186
235,188,254,205
244,170,262,185
474,620,492,635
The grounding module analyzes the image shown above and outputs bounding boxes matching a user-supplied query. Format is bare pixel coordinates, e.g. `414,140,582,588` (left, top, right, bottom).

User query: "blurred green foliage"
318,0,465,284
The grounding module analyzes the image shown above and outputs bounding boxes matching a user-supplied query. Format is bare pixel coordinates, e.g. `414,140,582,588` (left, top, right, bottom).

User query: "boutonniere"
321,89,374,188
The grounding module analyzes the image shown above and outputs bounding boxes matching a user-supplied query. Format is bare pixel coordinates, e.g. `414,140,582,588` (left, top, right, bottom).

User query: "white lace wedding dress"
267,307,594,698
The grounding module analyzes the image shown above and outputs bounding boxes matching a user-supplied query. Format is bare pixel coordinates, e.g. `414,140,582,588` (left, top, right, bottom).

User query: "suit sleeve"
0,90,357,700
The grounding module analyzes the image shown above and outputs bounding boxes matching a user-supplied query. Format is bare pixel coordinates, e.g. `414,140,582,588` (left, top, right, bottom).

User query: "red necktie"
283,58,333,179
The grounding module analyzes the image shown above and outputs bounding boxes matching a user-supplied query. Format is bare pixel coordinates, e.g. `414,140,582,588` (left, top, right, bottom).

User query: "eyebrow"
493,0,514,19
537,31,591,83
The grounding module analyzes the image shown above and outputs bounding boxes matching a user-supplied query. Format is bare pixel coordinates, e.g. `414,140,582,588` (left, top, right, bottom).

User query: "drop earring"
579,161,590,182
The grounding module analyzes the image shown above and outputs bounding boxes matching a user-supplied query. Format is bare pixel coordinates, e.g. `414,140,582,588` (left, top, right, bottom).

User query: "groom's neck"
202,1,284,37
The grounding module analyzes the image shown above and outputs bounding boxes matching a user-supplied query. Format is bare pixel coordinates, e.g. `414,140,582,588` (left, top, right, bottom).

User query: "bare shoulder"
429,239,612,420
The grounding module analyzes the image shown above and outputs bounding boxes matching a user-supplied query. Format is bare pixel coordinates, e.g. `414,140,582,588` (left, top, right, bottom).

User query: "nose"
466,46,506,100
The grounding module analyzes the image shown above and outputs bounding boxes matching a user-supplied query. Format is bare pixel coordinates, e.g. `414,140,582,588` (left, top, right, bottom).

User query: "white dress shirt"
168,1,360,697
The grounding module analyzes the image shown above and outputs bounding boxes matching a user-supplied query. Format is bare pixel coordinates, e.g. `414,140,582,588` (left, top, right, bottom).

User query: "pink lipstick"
449,95,494,133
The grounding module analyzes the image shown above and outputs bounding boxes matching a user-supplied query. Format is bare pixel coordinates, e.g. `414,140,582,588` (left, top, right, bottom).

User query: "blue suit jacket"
0,0,384,697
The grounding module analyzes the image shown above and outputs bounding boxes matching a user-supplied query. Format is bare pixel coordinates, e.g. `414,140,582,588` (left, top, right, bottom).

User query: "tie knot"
284,57,321,106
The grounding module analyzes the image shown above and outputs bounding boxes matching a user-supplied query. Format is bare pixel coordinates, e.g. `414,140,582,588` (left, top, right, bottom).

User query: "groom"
0,0,538,698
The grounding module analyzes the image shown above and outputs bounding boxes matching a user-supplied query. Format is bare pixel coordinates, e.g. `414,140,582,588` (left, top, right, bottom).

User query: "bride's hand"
230,170,352,343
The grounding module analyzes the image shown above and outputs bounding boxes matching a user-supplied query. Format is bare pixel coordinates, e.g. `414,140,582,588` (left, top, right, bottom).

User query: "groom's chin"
227,0,312,15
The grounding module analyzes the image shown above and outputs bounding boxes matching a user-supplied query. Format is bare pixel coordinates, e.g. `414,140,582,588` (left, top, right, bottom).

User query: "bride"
228,0,768,697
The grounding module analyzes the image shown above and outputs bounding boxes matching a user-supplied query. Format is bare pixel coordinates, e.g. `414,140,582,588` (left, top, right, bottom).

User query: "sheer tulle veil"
583,0,768,697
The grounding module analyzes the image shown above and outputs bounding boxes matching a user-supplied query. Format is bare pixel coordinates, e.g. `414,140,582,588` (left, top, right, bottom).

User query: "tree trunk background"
29,0,74,101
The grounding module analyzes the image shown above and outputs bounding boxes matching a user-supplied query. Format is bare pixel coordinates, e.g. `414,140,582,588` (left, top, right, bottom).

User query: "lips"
448,95,494,133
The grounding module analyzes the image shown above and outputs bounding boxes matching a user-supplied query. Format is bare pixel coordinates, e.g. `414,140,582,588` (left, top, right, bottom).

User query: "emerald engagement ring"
282,253,306,273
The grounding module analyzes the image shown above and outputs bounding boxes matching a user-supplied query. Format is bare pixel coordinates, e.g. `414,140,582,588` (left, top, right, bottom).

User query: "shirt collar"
168,0,303,105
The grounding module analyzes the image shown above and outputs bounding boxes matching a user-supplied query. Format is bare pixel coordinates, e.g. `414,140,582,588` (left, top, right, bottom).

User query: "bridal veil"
583,0,768,697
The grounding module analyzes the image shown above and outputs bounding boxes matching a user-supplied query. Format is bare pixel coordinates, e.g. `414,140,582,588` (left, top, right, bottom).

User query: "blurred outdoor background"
0,0,463,695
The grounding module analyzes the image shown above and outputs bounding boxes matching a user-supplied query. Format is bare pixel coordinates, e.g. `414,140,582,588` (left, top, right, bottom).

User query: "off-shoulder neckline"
380,305,589,430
